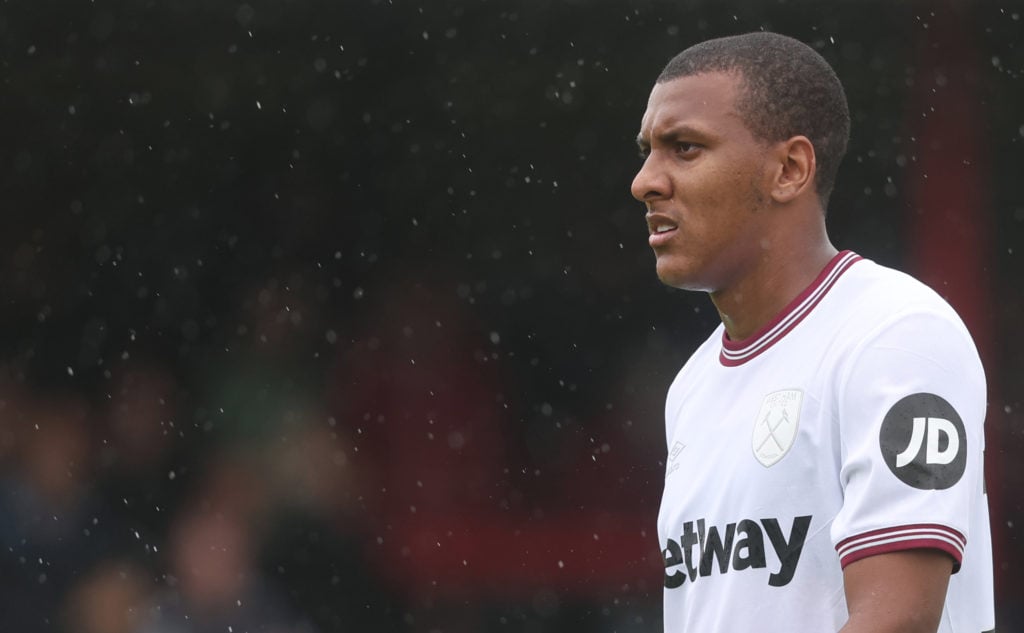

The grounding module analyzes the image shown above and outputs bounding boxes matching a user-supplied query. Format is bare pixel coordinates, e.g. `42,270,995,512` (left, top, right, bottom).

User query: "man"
631,32,994,632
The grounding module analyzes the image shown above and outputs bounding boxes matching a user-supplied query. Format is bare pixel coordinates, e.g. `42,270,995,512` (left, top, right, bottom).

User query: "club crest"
752,389,803,467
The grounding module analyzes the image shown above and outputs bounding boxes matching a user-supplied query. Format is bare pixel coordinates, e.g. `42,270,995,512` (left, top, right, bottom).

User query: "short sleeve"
829,308,986,572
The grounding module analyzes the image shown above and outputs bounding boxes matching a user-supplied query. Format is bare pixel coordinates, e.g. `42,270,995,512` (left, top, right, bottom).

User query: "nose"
630,154,669,202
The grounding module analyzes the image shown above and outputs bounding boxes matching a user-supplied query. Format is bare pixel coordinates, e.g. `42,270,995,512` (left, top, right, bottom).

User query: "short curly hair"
658,32,850,208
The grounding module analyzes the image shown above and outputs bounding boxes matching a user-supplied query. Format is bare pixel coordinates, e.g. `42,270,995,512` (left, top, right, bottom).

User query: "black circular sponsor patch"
879,393,966,490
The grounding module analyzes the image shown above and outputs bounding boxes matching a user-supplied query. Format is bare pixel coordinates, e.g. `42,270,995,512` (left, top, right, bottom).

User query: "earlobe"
770,136,815,204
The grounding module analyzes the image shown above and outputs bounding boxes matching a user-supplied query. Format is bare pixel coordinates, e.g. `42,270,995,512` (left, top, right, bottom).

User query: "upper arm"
830,308,985,564
840,549,953,633
830,306,989,630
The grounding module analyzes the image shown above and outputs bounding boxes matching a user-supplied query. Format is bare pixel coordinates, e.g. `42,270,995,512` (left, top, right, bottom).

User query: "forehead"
638,71,744,138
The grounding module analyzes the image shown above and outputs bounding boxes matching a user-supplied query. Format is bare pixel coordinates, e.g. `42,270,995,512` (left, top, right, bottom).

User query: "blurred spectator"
95,360,183,537
0,391,130,630
141,469,313,633
260,419,403,631
62,559,155,633
100,361,178,481
265,415,361,520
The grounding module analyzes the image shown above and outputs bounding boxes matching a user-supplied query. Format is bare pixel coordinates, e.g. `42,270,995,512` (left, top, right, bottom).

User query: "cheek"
694,186,764,250
714,168,769,224
693,162,746,204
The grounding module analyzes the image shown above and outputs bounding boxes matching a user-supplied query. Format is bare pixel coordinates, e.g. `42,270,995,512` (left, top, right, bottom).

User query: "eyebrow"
639,124,712,150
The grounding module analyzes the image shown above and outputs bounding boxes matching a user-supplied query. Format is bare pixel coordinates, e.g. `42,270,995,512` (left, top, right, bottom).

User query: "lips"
647,214,679,247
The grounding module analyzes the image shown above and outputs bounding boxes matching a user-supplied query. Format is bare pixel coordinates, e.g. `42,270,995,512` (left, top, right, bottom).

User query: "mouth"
648,218,679,247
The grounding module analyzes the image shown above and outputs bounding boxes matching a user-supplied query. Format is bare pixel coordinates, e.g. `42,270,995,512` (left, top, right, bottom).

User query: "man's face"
632,71,776,292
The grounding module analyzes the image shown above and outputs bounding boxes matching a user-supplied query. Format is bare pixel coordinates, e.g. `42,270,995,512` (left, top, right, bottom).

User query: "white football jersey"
657,251,994,632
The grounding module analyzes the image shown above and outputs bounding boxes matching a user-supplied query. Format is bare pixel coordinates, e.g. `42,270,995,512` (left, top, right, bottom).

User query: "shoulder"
832,258,978,357
841,258,961,316
831,259,985,423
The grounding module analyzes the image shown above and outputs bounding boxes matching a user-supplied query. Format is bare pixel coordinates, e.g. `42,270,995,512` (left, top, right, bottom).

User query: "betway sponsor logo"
663,515,812,588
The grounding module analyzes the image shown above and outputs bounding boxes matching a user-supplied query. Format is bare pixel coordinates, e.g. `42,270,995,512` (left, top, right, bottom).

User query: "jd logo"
894,417,959,467
880,393,966,490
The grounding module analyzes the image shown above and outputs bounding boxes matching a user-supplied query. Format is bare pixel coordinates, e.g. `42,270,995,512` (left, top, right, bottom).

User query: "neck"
711,238,838,342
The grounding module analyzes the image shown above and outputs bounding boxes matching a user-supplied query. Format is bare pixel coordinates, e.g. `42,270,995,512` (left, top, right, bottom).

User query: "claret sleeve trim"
836,523,965,572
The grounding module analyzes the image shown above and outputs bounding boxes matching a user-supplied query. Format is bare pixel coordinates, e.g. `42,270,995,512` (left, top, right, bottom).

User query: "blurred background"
1,0,1021,631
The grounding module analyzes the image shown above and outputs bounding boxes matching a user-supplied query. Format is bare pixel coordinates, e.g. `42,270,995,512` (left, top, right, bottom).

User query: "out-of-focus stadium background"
1,0,1021,631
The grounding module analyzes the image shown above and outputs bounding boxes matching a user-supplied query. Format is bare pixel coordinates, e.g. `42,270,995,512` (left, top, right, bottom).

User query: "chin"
656,259,705,291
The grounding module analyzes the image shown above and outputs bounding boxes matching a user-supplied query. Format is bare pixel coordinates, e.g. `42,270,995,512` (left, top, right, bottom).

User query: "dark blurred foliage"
0,0,1021,631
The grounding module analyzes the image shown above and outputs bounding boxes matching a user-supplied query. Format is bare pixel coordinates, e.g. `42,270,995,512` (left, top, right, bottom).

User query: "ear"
769,135,816,204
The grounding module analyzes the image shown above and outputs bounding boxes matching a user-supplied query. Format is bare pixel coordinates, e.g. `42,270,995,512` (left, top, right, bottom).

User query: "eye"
675,142,700,156
637,147,651,161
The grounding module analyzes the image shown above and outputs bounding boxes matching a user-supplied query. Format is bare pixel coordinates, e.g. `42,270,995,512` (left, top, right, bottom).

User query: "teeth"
656,225,675,234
